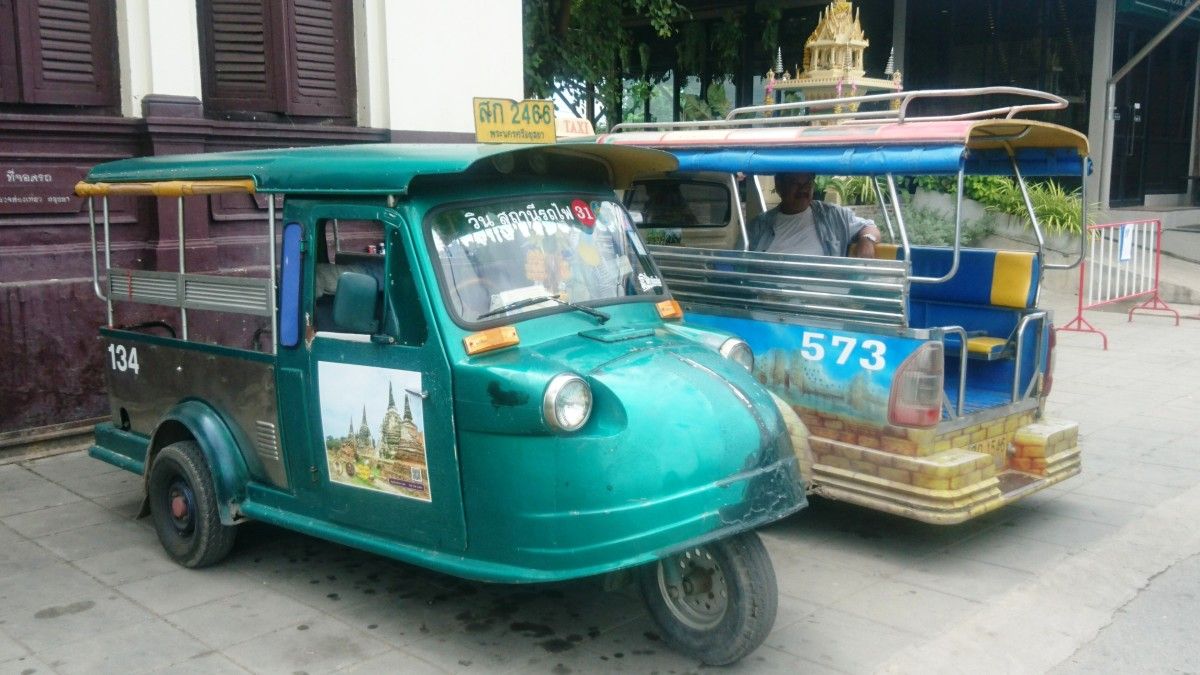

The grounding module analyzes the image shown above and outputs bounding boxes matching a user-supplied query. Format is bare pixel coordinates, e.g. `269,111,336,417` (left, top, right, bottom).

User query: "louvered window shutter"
282,0,354,118
199,0,282,113
0,0,18,102
13,0,116,106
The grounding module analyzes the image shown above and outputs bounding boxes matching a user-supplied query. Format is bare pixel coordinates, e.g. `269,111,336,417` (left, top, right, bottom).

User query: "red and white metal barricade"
1056,218,1179,349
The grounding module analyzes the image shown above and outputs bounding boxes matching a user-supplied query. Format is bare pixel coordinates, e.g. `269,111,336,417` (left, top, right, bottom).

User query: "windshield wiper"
477,294,610,324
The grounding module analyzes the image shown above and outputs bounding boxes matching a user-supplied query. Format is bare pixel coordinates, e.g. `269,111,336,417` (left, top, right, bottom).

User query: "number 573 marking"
798,331,886,371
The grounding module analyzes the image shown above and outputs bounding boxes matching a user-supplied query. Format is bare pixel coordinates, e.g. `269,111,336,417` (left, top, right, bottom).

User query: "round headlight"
719,338,754,372
543,374,592,432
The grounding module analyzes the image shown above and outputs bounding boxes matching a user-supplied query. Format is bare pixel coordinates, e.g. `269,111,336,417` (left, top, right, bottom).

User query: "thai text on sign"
473,98,556,144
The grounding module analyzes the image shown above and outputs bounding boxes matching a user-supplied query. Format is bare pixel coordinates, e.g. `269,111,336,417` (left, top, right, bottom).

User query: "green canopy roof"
81,143,677,195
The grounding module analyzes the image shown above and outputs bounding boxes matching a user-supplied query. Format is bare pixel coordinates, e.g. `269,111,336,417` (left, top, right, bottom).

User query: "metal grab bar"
933,326,969,418
729,86,1068,124
1011,311,1047,401
1042,163,1088,271
1008,146,1046,274
870,176,896,240
87,197,107,304
888,169,964,285
729,173,749,251
609,87,1069,133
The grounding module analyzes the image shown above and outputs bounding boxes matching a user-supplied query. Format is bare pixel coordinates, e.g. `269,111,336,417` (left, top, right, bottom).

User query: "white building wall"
356,0,525,133
114,0,525,134
116,0,204,117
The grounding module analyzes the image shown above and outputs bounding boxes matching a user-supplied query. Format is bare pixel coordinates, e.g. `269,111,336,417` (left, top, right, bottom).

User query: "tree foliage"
523,0,689,128
524,0,786,128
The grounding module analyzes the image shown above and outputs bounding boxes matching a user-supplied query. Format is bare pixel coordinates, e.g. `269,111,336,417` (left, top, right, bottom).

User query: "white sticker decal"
318,362,431,502
637,273,662,291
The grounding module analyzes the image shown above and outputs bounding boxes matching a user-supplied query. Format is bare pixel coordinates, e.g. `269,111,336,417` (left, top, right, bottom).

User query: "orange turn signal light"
656,299,683,320
463,326,520,355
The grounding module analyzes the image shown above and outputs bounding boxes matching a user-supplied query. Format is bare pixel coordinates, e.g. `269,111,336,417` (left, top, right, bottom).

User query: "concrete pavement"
1,294,1199,674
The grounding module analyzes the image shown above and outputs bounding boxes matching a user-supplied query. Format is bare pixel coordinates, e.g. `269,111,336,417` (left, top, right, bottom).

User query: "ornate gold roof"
765,0,900,109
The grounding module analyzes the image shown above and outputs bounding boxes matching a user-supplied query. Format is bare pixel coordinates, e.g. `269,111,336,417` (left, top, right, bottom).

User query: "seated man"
747,172,880,258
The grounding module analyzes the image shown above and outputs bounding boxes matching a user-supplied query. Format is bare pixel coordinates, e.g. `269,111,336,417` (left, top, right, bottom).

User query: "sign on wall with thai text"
0,165,89,214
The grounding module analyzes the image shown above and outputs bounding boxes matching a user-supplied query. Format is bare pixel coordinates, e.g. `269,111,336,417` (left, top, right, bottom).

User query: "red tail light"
1043,326,1056,397
889,342,944,428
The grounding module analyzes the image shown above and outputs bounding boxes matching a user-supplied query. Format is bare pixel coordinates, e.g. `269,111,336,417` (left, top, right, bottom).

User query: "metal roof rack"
609,86,1068,133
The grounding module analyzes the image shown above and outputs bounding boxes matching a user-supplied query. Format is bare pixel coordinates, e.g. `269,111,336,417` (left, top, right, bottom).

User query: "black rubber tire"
147,440,236,568
638,531,778,666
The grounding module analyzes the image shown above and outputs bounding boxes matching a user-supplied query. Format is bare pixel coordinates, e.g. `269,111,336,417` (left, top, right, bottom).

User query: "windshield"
429,196,664,323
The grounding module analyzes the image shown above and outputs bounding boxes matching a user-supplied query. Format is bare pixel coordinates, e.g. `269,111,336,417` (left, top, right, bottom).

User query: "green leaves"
915,175,1088,235
523,0,690,129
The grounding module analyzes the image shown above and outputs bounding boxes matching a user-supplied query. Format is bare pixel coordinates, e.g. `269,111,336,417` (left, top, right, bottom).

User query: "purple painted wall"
0,96,404,435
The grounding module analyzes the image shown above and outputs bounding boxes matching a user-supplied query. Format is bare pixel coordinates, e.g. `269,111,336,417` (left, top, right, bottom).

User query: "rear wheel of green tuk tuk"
147,441,236,568
638,531,777,665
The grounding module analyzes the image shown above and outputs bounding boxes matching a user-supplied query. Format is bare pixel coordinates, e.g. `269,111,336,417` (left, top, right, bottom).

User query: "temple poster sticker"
318,362,431,502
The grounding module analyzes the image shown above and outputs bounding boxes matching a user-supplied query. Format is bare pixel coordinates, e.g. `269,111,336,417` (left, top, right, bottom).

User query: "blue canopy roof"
668,145,1087,177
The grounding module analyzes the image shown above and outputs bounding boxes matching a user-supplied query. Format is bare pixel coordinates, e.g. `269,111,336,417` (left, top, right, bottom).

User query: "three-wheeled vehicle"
593,87,1084,524
77,142,806,664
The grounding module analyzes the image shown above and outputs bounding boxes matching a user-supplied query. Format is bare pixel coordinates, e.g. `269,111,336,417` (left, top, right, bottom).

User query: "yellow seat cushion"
966,336,1008,357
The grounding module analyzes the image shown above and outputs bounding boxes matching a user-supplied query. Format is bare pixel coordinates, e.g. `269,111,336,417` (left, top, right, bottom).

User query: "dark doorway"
1111,18,1198,206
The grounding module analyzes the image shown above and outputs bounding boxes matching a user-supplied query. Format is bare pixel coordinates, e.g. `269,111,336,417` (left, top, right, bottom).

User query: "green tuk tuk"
77,142,805,665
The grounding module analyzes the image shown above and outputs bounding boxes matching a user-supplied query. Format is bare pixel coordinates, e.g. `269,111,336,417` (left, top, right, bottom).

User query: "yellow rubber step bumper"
806,418,1082,525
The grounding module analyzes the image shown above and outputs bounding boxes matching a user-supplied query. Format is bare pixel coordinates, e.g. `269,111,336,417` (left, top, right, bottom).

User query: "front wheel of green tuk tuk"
638,531,777,666
147,441,236,569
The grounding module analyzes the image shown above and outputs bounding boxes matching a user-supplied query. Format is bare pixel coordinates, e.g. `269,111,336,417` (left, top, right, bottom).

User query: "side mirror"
333,271,380,334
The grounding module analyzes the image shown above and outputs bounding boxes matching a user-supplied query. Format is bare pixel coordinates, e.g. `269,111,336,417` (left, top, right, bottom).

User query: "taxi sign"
473,97,555,144
555,116,595,138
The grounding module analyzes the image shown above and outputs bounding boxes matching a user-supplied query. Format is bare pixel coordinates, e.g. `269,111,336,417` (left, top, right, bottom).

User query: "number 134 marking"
798,332,886,371
107,343,140,375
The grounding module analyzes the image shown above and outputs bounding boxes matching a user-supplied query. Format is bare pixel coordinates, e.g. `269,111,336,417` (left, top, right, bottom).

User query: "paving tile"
36,619,209,675
0,563,153,653
768,606,921,673
35,519,153,562
336,650,449,674
53,470,143,500
995,509,1121,554
0,654,53,675
0,540,62,584
0,465,44,492
1140,440,1200,471
769,548,884,608
118,567,264,615
0,482,82,518
1118,413,1200,437
1112,460,1200,489
0,630,28,664
532,611,817,675
1068,474,1188,508
832,578,982,634
73,544,181,587
222,616,388,675
894,555,1035,603
167,588,321,649
1050,491,1149,528
148,651,250,675
23,453,119,483
949,531,1071,575
91,490,148,519
333,576,646,660
1,499,123,539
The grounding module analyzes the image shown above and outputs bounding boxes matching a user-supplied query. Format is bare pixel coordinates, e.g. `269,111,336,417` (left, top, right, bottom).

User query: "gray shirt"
746,200,873,256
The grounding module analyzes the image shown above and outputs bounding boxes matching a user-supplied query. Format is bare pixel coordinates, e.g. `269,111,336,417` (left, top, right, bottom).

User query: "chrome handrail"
609,87,1068,133
1042,163,1087,271
1012,311,1047,401
936,325,969,418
